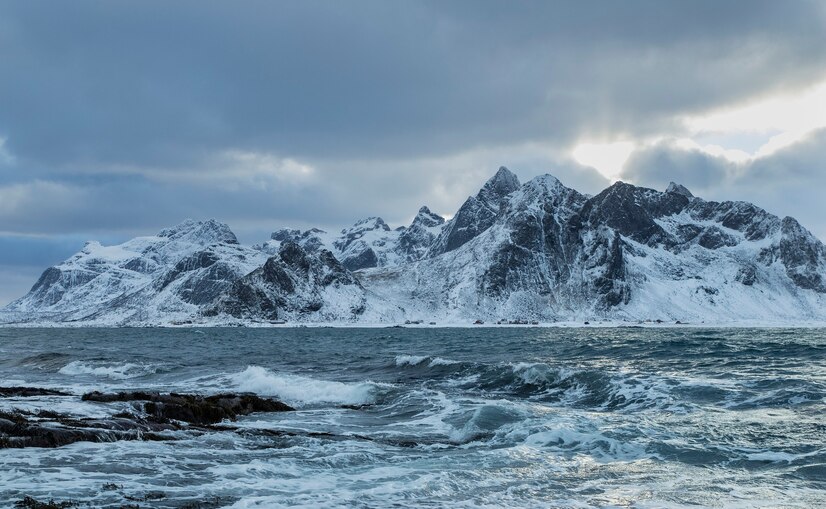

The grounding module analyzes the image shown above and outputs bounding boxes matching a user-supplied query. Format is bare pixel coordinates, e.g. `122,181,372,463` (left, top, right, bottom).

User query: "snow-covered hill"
0,219,270,324
360,171,826,323
2,168,825,325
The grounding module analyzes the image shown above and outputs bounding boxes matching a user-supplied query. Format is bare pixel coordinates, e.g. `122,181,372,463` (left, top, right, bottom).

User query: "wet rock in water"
0,387,71,397
1,390,293,449
178,496,235,509
0,409,175,448
13,496,79,509
81,391,294,425
124,491,167,502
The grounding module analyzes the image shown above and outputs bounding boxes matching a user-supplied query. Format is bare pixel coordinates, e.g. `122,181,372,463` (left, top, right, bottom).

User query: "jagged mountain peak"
478,166,521,204
342,216,391,234
427,167,522,256
503,174,587,223
270,228,300,241
666,182,694,198
412,206,445,228
4,168,826,325
519,173,571,196
157,218,239,245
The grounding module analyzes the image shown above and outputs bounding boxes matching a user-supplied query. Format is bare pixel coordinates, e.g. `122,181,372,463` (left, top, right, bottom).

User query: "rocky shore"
0,387,294,449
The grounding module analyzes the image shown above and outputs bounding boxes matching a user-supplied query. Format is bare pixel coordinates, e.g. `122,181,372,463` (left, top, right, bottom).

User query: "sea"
0,327,824,508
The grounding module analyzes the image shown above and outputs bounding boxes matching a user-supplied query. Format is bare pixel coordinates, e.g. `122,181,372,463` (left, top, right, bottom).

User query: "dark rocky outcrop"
156,250,220,290
687,200,780,242
581,181,689,247
0,387,71,397
0,409,176,448
396,206,445,262
206,242,369,321
339,244,379,271
13,496,79,508
82,391,293,425
1,391,293,449
778,216,826,292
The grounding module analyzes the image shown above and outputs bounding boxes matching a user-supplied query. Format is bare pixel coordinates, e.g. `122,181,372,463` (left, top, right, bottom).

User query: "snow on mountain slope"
2,169,825,325
257,206,447,272
357,175,826,323
427,166,520,256
205,241,402,323
357,174,604,321
1,219,268,324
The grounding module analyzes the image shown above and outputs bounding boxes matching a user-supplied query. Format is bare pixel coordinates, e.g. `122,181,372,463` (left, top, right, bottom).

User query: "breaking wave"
229,365,386,406
394,355,461,368
58,360,161,380
16,352,72,371
387,356,820,413
4,327,824,508
391,358,680,412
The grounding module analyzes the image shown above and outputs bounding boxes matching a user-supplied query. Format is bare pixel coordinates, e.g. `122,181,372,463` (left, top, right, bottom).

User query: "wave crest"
58,361,159,380
229,366,385,406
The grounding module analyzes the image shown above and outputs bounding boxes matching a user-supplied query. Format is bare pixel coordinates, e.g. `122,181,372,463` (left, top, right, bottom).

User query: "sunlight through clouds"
571,141,636,180
683,79,826,158
573,79,826,179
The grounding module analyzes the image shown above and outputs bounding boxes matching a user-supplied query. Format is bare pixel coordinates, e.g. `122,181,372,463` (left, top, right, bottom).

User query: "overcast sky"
1,0,825,304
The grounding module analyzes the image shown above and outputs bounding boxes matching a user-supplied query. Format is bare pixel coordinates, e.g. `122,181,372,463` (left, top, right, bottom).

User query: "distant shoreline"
3,320,826,329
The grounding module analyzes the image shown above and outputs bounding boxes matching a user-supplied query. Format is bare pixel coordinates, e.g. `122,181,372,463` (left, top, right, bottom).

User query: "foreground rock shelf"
0,387,294,448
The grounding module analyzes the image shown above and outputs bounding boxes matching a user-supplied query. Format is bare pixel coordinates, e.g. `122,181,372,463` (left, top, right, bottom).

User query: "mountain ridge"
3,167,825,325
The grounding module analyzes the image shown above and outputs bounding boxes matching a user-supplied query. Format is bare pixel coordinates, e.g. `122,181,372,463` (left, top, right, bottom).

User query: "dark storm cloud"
0,0,825,304
620,144,735,191
0,0,824,170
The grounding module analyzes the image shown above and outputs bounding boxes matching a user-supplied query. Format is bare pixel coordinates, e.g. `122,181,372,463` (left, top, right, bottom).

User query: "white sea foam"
395,355,428,366
428,357,460,367
229,365,382,406
58,360,158,380
523,427,647,461
744,449,823,463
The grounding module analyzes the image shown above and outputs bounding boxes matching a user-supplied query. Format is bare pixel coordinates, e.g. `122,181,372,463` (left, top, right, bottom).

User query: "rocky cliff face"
358,172,826,322
255,206,447,272
427,166,521,256
3,168,825,325
205,241,398,322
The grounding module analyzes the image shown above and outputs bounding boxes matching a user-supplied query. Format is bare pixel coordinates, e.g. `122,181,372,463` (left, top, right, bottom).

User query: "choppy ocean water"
0,327,824,508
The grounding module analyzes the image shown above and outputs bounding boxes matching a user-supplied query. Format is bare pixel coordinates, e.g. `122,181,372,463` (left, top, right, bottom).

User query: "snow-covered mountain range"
3,167,825,325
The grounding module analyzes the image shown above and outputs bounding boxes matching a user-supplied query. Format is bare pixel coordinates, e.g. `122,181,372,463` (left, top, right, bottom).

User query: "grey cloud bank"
0,0,825,304
621,128,826,239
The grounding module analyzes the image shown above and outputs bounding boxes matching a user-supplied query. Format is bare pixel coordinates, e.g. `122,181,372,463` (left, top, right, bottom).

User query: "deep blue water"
1,327,825,508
